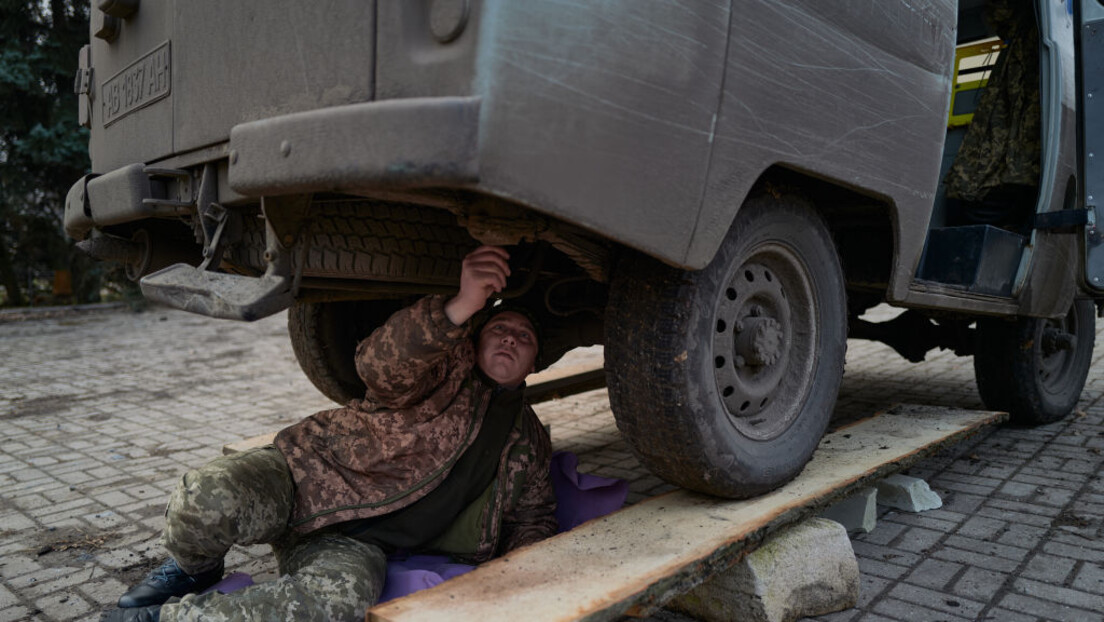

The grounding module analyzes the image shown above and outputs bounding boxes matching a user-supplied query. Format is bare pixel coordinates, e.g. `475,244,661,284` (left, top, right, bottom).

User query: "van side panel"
689,0,956,290
472,0,730,266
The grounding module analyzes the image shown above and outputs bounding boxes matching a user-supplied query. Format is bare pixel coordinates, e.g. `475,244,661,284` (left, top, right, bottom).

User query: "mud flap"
140,264,293,321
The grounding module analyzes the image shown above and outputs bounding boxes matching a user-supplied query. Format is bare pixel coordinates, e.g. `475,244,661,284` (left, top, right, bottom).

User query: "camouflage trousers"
158,446,386,622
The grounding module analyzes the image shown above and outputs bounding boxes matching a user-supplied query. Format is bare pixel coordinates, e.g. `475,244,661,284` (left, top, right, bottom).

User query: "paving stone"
1035,486,1078,507
997,593,1100,622
1013,577,1104,612
891,526,944,554
975,503,1054,527
1020,552,1078,584
806,609,859,622
1018,467,1091,486
1072,561,1104,592
32,591,91,620
976,464,1016,479
871,597,973,622
950,566,1006,602
994,522,1048,548
20,568,86,600
885,583,984,619
855,520,906,547
879,509,962,533
903,558,961,590
981,606,1045,622
843,613,898,622
935,491,985,514
998,481,1039,498
942,535,1030,562
930,545,1021,574
0,556,43,580
955,515,1006,540
855,574,892,609
1044,540,1104,562
853,557,909,581
850,542,922,569
0,606,32,622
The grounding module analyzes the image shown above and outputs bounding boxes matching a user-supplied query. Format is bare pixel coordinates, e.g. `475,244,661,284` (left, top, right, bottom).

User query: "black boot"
117,558,224,608
100,604,161,622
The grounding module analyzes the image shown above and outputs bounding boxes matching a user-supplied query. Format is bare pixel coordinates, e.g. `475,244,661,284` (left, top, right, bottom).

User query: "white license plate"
102,41,171,127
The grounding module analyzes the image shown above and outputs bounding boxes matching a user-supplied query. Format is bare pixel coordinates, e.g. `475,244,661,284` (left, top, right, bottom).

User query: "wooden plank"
222,364,606,455
367,404,1006,622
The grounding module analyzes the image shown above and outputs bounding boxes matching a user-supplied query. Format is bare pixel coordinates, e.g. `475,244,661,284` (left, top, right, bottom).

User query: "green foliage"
0,0,93,306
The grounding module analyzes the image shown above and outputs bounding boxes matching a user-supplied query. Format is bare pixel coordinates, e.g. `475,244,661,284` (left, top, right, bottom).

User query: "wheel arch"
695,165,900,311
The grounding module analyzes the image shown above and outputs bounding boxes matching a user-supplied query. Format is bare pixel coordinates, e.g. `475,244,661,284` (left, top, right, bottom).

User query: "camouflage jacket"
274,295,557,561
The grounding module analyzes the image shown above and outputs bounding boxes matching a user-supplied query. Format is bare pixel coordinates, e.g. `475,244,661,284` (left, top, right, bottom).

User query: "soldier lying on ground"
100,245,558,622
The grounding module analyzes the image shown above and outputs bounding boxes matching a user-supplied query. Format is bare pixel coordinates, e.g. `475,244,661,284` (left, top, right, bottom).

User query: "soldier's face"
476,311,538,388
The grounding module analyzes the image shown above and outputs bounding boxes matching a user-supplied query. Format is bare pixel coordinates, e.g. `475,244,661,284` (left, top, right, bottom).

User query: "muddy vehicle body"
67,0,1104,498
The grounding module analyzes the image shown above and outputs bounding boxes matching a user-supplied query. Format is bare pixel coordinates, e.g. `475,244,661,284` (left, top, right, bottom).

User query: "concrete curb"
670,518,859,622
0,301,132,323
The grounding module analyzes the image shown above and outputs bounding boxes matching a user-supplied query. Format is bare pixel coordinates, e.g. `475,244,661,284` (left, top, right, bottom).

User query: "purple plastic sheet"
548,450,630,532
378,555,478,602
377,451,628,602
202,572,254,595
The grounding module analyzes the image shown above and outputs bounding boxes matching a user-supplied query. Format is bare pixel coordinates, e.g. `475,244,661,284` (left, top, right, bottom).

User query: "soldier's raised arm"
354,246,511,407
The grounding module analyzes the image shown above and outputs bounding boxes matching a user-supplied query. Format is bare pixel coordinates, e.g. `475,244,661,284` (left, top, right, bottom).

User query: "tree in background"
0,0,94,306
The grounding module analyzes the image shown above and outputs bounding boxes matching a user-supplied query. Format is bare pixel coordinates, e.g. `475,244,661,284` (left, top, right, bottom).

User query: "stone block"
670,518,859,622
876,474,942,512
820,487,877,534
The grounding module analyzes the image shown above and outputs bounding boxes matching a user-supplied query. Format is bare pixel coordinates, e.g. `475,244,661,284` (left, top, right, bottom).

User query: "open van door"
1080,0,1104,289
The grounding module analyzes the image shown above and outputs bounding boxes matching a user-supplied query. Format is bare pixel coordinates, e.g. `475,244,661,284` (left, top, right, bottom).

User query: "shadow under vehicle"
66,0,1104,499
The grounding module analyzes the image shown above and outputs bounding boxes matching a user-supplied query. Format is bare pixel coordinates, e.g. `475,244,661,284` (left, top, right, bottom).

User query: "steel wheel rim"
712,242,817,441
1037,306,1079,396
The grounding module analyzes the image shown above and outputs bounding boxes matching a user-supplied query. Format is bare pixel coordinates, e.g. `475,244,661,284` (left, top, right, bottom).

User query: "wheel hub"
711,250,816,440
1042,326,1075,357
735,315,784,367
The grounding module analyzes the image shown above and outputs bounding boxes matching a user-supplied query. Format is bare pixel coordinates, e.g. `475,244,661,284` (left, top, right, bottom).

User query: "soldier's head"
476,306,540,388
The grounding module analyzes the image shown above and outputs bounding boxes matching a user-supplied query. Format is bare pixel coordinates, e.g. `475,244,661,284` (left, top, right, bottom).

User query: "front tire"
605,194,847,498
974,299,1095,425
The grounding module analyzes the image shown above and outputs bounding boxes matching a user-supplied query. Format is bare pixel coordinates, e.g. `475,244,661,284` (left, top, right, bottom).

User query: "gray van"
66,0,1104,498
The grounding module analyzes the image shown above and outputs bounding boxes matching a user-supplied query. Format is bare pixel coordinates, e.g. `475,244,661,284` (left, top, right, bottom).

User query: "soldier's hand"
445,246,511,325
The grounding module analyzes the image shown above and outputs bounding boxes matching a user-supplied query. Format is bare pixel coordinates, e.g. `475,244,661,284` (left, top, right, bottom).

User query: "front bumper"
65,95,482,240
227,95,481,197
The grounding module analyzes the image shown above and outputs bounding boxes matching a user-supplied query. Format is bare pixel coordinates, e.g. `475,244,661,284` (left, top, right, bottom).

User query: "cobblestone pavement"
1,304,1102,621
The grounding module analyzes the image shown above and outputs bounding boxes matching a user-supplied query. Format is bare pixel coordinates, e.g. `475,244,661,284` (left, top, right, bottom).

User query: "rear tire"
288,300,406,404
605,194,847,498
974,299,1095,425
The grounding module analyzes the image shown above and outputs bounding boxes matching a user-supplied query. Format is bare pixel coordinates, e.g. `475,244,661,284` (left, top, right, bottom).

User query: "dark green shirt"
340,384,523,551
